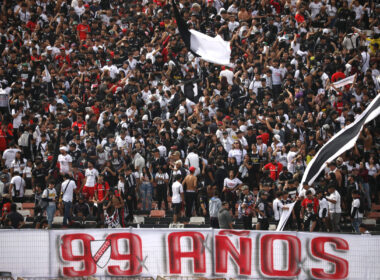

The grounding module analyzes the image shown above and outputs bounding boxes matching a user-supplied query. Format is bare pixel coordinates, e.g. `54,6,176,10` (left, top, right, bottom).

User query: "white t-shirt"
155,172,169,185
318,197,329,218
171,181,184,203
58,154,72,174
11,175,25,197
42,188,57,206
309,1,322,19
219,69,234,85
287,150,298,173
223,177,242,190
249,80,262,94
61,179,76,202
116,135,132,152
11,159,27,174
85,168,99,187
3,148,21,168
273,198,285,221
351,198,363,219
327,190,342,214
228,149,247,166
117,180,125,194
185,152,200,174
269,66,286,85
11,109,24,128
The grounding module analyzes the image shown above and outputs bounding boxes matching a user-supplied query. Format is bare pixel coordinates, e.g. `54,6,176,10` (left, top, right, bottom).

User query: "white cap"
274,134,281,141
46,46,52,51
142,115,148,121
59,146,68,151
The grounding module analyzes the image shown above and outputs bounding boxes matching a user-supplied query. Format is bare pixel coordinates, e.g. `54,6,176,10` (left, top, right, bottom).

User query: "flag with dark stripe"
300,94,380,190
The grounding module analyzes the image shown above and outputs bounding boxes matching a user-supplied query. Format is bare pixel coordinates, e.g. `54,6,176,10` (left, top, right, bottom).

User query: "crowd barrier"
0,228,379,279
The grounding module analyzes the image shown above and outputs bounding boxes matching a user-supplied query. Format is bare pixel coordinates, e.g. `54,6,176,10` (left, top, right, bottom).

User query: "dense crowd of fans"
0,0,379,232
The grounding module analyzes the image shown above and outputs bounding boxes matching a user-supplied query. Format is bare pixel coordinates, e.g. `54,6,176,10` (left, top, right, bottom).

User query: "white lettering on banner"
0,229,379,279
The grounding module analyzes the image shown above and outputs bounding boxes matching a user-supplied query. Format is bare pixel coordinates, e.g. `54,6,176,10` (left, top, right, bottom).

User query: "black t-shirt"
7,211,24,228
32,167,48,189
303,210,317,231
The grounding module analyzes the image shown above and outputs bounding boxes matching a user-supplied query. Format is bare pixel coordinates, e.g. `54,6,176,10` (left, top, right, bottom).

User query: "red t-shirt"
77,23,90,41
2,202,11,216
301,198,319,214
95,182,110,201
263,162,283,180
72,121,86,133
295,13,305,23
73,171,85,190
259,132,270,144
334,101,344,115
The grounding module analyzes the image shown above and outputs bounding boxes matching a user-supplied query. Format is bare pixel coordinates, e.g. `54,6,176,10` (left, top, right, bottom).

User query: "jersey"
84,168,99,187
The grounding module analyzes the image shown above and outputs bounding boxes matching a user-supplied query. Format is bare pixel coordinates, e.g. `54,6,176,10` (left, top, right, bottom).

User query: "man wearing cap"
255,135,267,155
182,166,198,217
58,146,73,175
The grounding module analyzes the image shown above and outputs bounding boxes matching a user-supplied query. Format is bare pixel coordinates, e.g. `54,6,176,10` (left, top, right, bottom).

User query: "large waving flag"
172,0,233,67
299,93,380,191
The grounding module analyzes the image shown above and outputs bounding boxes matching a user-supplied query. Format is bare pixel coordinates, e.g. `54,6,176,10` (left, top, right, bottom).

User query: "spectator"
209,190,222,228
326,184,342,232
218,201,233,229
104,205,121,228
171,174,184,224
94,174,110,223
42,180,57,229
351,190,363,233
273,191,288,225
5,203,24,229
255,191,271,230
238,185,255,229
182,166,197,217
104,189,125,227
10,171,25,201
154,166,169,210
140,167,153,211
72,194,91,221
82,161,99,200
317,190,329,232
223,170,243,216
58,146,73,176
60,174,76,228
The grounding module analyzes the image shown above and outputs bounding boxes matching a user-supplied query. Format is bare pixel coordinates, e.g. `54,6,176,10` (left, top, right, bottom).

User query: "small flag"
331,74,356,90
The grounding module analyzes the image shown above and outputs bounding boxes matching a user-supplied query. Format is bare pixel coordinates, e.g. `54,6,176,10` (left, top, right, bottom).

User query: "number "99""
60,233,143,277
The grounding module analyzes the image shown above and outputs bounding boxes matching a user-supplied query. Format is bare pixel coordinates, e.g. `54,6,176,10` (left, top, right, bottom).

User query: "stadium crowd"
0,0,379,232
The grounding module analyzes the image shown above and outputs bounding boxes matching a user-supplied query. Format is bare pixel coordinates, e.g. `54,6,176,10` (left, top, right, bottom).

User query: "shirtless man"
182,166,198,217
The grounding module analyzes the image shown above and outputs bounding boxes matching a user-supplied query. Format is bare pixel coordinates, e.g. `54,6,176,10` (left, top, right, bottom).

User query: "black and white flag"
299,94,380,191
172,0,233,67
